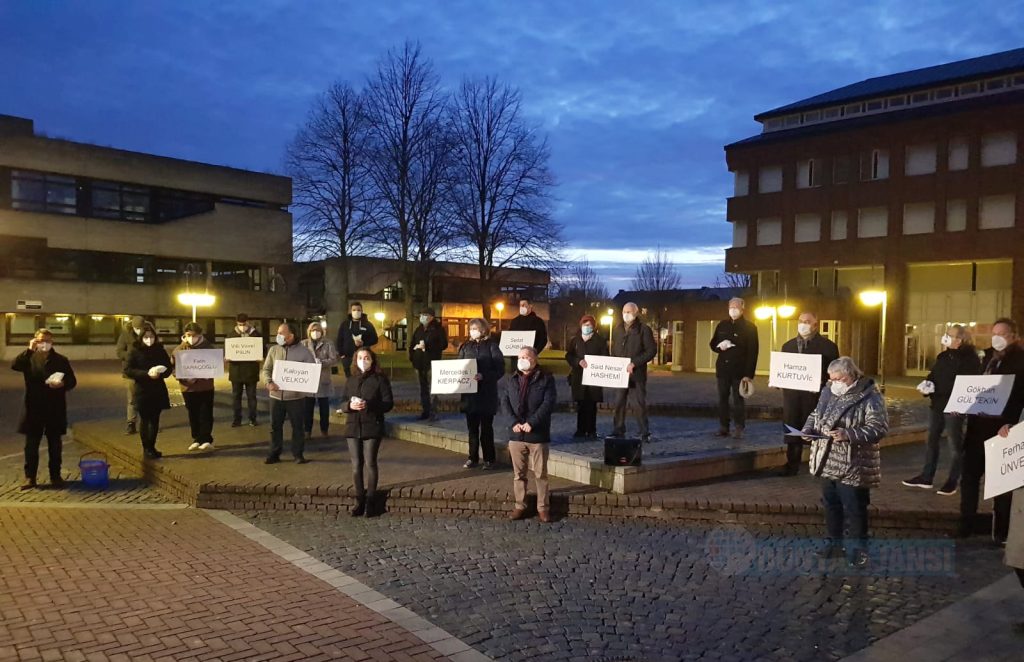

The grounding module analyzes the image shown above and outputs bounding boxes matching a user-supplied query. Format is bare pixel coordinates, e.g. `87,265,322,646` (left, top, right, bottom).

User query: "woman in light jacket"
457,318,505,469
340,348,394,517
302,321,339,439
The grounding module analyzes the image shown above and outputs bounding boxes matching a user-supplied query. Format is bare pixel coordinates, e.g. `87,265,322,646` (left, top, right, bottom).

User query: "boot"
364,493,379,518
350,496,366,517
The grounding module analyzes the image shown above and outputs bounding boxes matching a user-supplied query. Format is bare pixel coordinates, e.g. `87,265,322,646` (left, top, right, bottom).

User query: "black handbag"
604,436,642,466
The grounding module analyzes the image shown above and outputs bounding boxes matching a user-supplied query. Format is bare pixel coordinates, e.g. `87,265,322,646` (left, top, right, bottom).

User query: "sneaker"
188,442,201,451
294,455,308,464
264,455,280,465
20,477,37,491
125,422,137,435
936,479,958,496
641,433,652,442
848,549,869,569
198,442,213,451
482,461,495,470
231,419,242,428
248,419,258,427
143,449,162,460
463,459,479,469
901,475,933,489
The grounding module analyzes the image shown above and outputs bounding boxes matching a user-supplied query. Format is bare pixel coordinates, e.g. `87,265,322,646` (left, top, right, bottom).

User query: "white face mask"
830,380,851,396
419,315,429,325
581,325,594,336
143,337,155,347
236,325,248,334
517,358,532,372
622,312,635,324
519,306,529,316
310,331,322,340
357,359,372,372
940,334,953,347
469,328,482,340
728,308,742,320
38,342,52,352
132,327,142,336
351,310,362,320
186,336,199,346
275,334,286,346
991,335,1009,352
797,323,813,337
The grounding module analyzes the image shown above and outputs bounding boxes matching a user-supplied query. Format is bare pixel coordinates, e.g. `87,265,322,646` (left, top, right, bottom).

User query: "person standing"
115,315,146,435
341,348,394,517
503,346,558,522
409,307,448,421
996,420,1024,629
778,312,839,476
302,321,339,438
227,313,262,427
610,303,657,441
262,322,317,464
710,297,759,439
172,323,216,451
13,329,77,489
458,318,505,468
123,325,172,459
507,297,548,372
336,302,379,378
565,314,608,439
902,325,981,494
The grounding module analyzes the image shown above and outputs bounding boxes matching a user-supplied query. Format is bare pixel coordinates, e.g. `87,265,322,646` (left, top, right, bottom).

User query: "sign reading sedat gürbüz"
768,351,822,393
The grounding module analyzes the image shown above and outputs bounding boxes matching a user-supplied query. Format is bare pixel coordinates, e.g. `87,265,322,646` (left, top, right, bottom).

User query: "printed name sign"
271,360,322,394
943,375,1016,416
174,349,224,379
984,423,1024,499
430,359,478,395
499,330,537,357
224,336,264,361
768,351,822,393
581,355,631,389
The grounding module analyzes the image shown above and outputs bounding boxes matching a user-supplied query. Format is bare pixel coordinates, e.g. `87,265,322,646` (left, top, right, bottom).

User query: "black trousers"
576,400,598,436
1017,567,1024,589
783,389,819,470
24,430,62,479
417,368,433,415
341,355,353,378
270,398,306,458
231,380,258,423
348,437,382,496
822,479,870,554
304,396,331,435
466,413,496,463
183,391,214,444
961,436,1012,540
139,410,162,450
612,382,649,437
717,375,745,429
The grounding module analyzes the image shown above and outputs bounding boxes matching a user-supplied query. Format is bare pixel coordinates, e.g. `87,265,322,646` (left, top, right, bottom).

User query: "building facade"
0,114,303,359
723,48,1024,377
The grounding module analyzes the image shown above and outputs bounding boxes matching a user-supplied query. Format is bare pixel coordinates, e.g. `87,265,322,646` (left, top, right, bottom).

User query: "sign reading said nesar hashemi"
943,375,1015,416
768,351,822,393
984,423,1024,499
430,359,478,395
499,330,536,357
224,336,264,361
271,360,322,394
581,355,631,389
174,349,224,379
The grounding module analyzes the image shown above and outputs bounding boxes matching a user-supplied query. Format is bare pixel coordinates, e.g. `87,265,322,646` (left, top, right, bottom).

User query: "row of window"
734,132,1018,196
732,194,1017,247
763,72,1024,132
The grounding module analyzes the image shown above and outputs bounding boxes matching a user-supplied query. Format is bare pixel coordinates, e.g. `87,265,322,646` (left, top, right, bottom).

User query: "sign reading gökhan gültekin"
768,351,822,393
944,375,1016,416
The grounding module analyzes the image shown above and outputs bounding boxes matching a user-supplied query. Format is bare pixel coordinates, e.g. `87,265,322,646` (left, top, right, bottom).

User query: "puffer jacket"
301,332,339,398
457,336,505,417
803,377,888,488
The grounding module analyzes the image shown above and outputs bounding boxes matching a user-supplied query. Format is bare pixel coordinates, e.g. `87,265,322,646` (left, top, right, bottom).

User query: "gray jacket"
804,378,888,488
300,338,339,398
262,342,316,401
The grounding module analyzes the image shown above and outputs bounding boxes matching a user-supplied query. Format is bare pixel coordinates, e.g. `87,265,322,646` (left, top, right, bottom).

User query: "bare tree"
555,258,607,302
631,246,682,292
286,82,376,306
447,76,562,320
713,271,753,290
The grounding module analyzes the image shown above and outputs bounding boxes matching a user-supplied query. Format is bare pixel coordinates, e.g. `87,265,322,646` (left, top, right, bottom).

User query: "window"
905,144,937,176
979,195,1016,229
981,132,1017,167
383,284,404,301
863,149,889,180
831,211,848,240
833,156,851,184
903,202,935,235
910,91,931,104
90,182,150,222
11,171,76,215
959,82,980,96
823,107,841,120
764,118,783,131
733,171,749,197
803,110,821,123
934,87,954,100
865,100,884,112
844,103,863,116
783,114,801,128
986,78,1007,91
796,159,818,188
732,220,747,248
888,95,907,108
1015,74,1024,87
758,166,783,193
948,137,969,171
158,190,215,221
947,199,967,232
857,207,888,238
794,214,821,243
756,218,782,246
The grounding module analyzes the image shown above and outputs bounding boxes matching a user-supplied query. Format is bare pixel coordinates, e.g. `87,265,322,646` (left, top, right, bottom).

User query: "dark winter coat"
566,332,609,402
123,341,172,414
13,349,78,436
341,370,394,439
457,336,505,416
924,344,982,411
966,343,1024,443
115,324,141,378
611,320,657,386
501,369,557,443
336,315,379,358
710,316,759,380
508,312,548,352
226,327,263,384
409,319,448,371
171,336,216,393
804,378,888,488
780,333,839,417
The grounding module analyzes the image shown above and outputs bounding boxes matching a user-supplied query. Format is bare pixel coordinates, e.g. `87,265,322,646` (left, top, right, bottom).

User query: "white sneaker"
188,442,200,451
198,442,213,451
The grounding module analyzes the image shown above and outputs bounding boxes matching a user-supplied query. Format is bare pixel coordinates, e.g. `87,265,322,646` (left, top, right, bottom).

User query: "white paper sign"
582,355,631,389
224,336,264,361
499,330,537,357
984,424,1024,499
943,375,1016,415
430,359,478,394
768,351,822,392
271,360,322,394
174,349,224,379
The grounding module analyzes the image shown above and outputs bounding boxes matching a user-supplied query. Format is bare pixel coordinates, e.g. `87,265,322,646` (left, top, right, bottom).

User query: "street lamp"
600,313,614,348
859,289,888,392
374,311,390,378
753,304,795,349
494,301,505,331
177,292,215,323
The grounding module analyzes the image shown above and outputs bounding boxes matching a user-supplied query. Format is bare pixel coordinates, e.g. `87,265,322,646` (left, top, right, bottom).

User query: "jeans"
920,409,965,483
466,413,495,463
509,440,550,511
24,431,63,479
125,378,138,425
231,380,258,423
822,479,871,554
576,400,598,436
348,437,382,496
270,398,306,458
304,396,331,435
612,382,649,437
182,391,214,444
139,410,162,450
717,376,745,429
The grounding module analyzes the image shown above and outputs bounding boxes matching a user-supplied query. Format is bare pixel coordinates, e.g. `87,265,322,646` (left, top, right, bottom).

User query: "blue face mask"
581,325,594,336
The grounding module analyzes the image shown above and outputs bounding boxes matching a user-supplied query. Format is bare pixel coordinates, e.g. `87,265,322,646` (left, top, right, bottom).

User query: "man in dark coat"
507,297,548,372
710,297,759,438
409,307,448,420
336,301,379,377
13,328,77,489
226,313,263,427
779,311,839,476
115,315,145,434
610,302,658,440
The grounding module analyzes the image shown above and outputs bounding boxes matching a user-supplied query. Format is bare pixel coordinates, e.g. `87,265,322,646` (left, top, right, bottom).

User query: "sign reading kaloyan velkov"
271,360,322,394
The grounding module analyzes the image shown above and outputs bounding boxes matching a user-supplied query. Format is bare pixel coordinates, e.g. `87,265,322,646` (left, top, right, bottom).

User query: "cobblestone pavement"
244,511,1013,661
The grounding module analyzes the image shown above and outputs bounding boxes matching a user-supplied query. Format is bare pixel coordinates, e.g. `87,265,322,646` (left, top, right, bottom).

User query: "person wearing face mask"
409,307,448,421
13,329,77,490
226,313,263,427
172,322,216,451
778,312,839,476
262,322,317,464
502,346,558,522
609,303,657,441
457,318,505,468
340,348,394,517
995,417,1024,627
903,325,980,494
565,314,609,439
958,318,1024,542
123,325,172,459
802,357,888,568
507,297,549,372
710,297,759,439
301,321,339,439
336,302,379,378
115,315,146,435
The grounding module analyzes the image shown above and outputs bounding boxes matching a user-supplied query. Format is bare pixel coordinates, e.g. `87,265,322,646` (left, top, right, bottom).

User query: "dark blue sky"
2,1,1021,291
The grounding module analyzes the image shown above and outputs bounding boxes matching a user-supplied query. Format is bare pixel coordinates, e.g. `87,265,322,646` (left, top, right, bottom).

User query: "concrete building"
0,114,302,359
723,47,1024,377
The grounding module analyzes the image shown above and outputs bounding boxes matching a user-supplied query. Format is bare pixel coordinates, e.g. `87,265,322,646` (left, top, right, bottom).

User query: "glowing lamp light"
859,290,887,306
494,302,505,312
753,306,774,320
91,315,105,322
177,292,216,307
374,311,385,323
600,315,614,326
607,308,614,316
777,304,796,318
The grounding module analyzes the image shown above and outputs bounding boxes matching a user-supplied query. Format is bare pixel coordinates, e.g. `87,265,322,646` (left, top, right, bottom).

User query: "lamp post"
859,289,888,392
494,301,505,332
374,311,390,378
177,292,215,323
600,312,614,349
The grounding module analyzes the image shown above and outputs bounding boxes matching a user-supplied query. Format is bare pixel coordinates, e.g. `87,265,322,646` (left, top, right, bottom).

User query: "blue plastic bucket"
79,452,109,489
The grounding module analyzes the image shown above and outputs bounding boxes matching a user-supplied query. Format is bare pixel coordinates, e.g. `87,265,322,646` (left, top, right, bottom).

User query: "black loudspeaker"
604,437,642,466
